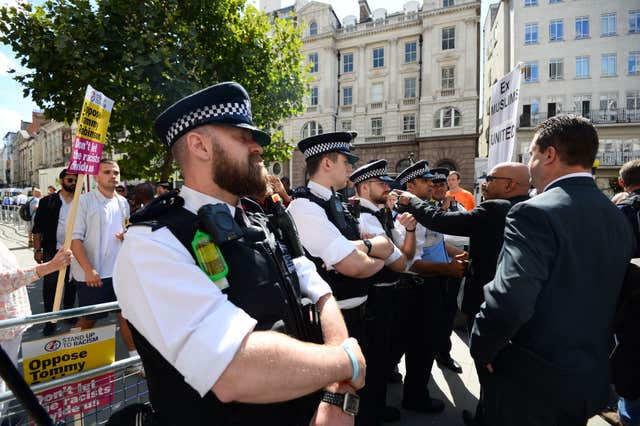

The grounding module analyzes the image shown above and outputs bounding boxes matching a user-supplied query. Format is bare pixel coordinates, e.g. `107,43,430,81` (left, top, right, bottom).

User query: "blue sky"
0,0,492,142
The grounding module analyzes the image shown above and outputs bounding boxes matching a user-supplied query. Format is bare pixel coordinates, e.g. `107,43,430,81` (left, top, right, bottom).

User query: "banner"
67,85,114,175
488,63,522,171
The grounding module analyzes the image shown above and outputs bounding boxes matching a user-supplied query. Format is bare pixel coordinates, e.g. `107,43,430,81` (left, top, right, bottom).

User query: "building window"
308,53,318,73
525,23,538,44
442,27,455,50
443,0,454,8
403,115,416,133
575,17,589,39
404,78,417,98
310,87,318,105
343,53,354,73
301,121,323,138
371,117,383,136
434,107,461,128
343,87,353,105
524,62,539,82
370,82,383,103
524,0,537,6
549,58,563,80
549,0,561,3
629,52,640,75
601,13,616,36
442,66,455,90
550,19,564,41
627,91,640,110
309,21,318,36
630,11,640,33
341,120,352,131
601,53,617,76
373,47,384,68
599,93,618,111
405,41,417,63
576,56,590,78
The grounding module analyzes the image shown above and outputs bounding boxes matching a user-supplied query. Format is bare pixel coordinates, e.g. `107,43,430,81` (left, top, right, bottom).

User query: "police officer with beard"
113,82,366,426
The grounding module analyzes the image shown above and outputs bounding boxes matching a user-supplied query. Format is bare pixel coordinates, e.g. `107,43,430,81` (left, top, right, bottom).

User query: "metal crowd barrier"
0,303,149,425
0,205,30,235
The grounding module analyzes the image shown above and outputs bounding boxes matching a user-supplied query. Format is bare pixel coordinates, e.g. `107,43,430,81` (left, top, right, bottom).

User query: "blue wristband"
341,340,359,383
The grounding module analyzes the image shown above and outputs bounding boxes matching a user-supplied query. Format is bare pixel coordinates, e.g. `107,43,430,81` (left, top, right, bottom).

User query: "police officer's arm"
394,212,417,263
445,241,465,257
353,234,394,260
332,249,384,278
410,258,466,278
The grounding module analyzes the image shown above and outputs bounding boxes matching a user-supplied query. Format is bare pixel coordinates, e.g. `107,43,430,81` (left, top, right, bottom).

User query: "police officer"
349,160,417,425
390,161,466,414
113,82,365,426
287,133,394,342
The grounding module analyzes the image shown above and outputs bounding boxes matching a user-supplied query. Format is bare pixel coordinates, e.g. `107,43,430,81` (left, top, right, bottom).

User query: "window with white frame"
403,115,416,133
310,87,318,105
343,53,354,73
549,58,563,80
404,78,417,98
630,11,640,33
525,23,538,44
524,62,539,82
434,107,461,128
629,52,640,75
442,27,455,50
309,21,318,36
308,53,318,73
601,13,616,36
550,19,564,41
341,120,352,131
627,91,640,110
442,66,455,89
443,0,454,7
343,87,353,105
599,93,618,110
370,83,383,103
405,41,417,63
575,17,589,39
301,121,323,138
601,53,617,76
576,56,590,78
524,0,537,6
373,47,384,68
371,117,383,136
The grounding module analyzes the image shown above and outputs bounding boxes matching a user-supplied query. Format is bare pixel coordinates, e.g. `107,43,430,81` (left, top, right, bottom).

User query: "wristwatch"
321,391,360,415
363,239,372,255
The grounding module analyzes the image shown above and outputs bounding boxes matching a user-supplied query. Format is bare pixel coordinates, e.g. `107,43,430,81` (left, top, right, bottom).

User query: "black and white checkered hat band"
165,100,252,145
399,167,428,186
303,141,351,158
352,167,387,184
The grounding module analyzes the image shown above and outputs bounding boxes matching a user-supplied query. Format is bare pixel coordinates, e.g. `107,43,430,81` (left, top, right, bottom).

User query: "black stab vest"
127,194,320,425
293,188,373,302
359,206,401,285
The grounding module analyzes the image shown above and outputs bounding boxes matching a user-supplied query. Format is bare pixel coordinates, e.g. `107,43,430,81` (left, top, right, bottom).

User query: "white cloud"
0,108,23,140
0,51,17,75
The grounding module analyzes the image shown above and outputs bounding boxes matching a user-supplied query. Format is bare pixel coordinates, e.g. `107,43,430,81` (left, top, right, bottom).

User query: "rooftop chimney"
358,0,372,22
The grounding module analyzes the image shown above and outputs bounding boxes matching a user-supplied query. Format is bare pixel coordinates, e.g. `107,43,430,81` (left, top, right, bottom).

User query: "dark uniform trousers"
389,276,442,403
436,277,462,357
42,250,76,313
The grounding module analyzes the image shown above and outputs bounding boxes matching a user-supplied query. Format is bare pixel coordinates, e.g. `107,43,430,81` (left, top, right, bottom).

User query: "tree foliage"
0,0,307,180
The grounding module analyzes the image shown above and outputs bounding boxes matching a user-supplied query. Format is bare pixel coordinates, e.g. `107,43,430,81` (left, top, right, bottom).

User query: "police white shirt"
113,185,332,397
287,181,366,309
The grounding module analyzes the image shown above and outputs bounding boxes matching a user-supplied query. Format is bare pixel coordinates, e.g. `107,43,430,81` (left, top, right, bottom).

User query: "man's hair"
116,185,125,191
448,171,461,180
306,152,340,178
620,159,640,188
135,182,155,203
533,114,598,169
59,168,68,180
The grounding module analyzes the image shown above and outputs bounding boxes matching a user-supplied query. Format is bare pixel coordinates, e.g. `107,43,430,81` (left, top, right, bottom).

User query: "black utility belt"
396,275,444,289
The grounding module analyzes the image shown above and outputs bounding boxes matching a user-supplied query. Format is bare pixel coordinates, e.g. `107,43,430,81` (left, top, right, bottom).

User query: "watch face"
343,393,360,416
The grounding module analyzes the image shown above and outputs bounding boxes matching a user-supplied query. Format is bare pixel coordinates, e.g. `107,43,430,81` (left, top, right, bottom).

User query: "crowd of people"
0,81,637,426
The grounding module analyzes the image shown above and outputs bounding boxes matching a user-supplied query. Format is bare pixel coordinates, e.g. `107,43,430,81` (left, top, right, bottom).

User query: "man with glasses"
32,169,79,336
395,161,530,425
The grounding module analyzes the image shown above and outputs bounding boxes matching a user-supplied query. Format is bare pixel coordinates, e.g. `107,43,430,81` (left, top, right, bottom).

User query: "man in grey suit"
470,115,636,425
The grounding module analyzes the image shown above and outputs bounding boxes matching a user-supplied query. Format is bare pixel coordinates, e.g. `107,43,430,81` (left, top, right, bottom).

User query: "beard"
371,191,389,205
61,182,76,193
211,141,268,198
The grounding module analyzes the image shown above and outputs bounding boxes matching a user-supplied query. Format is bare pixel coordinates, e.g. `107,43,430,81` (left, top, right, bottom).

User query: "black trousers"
357,285,397,425
436,277,461,357
42,251,76,315
389,277,440,403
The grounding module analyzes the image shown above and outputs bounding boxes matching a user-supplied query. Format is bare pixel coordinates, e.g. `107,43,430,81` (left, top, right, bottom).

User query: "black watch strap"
363,239,372,255
321,391,360,415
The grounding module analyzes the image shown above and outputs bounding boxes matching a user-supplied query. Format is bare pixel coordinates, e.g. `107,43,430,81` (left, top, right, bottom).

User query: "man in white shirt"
71,159,136,357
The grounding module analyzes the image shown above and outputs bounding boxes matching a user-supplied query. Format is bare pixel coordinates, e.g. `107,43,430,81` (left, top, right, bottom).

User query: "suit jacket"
403,195,528,316
470,176,636,415
32,192,63,256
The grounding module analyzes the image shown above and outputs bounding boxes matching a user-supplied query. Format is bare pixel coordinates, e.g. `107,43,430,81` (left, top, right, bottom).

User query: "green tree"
0,0,307,180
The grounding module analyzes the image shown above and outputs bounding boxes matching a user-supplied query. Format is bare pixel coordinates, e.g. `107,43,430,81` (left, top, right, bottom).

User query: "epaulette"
129,191,184,226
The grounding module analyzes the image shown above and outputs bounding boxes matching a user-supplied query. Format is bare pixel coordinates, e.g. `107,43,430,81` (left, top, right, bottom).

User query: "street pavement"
1,221,609,425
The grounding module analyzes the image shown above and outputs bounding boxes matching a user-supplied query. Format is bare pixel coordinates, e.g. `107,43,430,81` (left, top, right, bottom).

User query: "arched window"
301,121,323,138
309,21,318,36
434,107,462,128
436,159,457,171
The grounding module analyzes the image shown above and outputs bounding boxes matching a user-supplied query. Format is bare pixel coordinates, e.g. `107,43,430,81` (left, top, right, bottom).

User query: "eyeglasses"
116,188,125,193
485,175,513,183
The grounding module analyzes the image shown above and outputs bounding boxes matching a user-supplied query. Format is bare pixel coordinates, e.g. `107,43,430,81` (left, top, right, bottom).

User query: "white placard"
488,63,522,171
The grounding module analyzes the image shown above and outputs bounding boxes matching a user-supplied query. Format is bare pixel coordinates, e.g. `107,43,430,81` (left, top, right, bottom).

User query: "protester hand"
455,251,469,261
391,189,416,205
268,175,285,196
385,191,398,210
38,248,73,277
85,269,102,287
446,258,467,278
397,212,416,230
342,338,366,390
115,231,125,241
441,196,455,211
34,250,43,264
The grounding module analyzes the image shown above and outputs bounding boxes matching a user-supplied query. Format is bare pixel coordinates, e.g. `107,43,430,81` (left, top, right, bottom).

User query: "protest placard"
488,63,522,171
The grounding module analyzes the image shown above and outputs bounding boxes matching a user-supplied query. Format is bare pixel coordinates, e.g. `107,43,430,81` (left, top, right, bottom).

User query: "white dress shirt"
358,198,403,272
543,172,593,192
113,185,331,397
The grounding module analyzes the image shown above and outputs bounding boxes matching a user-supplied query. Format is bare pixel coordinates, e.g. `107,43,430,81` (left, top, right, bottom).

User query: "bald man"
395,161,530,426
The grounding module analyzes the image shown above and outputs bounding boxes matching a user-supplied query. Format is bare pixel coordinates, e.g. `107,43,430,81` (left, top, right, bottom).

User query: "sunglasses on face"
64,178,77,183
485,175,512,183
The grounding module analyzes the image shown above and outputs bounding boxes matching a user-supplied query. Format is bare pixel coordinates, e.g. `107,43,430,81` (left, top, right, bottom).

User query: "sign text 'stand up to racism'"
488,63,523,171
